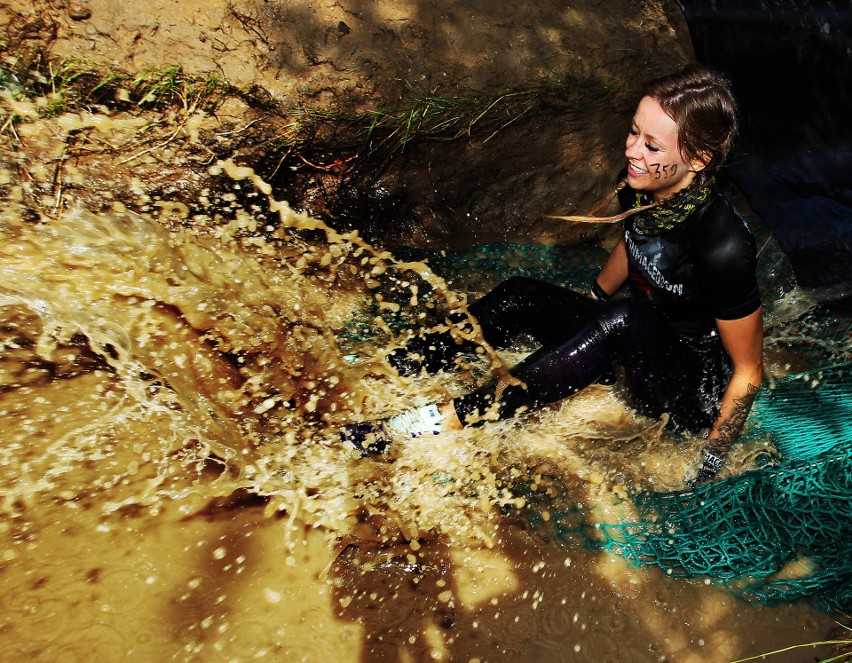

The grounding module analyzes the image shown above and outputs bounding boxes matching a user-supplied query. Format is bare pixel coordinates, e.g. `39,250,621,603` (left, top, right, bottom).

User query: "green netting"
742,363,851,461
512,362,852,613
397,242,607,292
396,240,852,612
766,306,852,369
341,242,606,345
517,379,851,612
559,450,851,611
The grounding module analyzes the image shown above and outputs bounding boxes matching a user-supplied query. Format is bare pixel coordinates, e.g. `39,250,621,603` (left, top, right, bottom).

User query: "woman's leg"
343,299,729,454
389,276,600,375
470,276,600,347
453,299,730,431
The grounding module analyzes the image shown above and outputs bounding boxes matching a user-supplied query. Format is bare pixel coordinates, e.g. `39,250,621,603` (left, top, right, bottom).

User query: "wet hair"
544,65,739,225
643,64,738,187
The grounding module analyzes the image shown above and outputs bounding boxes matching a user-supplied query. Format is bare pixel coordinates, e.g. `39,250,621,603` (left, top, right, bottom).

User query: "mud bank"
2,0,693,246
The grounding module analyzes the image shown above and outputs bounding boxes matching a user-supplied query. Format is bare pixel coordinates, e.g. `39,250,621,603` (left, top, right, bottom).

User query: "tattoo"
707,383,760,458
651,163,677,179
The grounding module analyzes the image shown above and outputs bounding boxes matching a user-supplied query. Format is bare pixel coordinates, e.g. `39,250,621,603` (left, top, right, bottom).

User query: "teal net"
547,450,851,610
342,242,606,345
743,363,851,461
395,238,852,613
398,241,607,292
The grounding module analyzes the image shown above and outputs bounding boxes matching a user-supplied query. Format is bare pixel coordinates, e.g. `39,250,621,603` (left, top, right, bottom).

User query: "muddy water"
0,101,837,662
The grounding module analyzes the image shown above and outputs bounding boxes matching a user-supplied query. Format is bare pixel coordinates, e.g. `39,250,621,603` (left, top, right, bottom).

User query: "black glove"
686,450,725,487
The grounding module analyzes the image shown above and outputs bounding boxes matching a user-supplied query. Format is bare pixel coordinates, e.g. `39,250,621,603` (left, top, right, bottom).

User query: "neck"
652,173,697,202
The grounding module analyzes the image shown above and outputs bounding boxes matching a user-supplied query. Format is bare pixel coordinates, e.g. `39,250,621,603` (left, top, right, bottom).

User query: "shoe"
341,404,444,456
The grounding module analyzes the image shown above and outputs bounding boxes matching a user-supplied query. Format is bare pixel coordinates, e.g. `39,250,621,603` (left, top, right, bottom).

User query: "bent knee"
595,299,635,333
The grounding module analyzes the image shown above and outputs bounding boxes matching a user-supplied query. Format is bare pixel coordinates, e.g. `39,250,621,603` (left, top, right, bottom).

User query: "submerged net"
402,237,852,613
398,241,606,293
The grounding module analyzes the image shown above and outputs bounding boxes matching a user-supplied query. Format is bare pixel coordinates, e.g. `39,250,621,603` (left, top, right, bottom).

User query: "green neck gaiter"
631,184,711,235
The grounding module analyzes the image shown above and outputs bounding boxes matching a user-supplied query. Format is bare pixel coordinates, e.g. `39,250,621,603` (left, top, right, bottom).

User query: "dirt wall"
1,0,695,247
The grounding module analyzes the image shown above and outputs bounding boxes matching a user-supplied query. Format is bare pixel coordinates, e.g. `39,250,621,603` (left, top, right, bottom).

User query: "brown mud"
0,2,846,662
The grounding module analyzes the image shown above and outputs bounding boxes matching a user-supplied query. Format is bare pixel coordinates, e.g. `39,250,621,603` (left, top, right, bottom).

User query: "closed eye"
645,143,660,153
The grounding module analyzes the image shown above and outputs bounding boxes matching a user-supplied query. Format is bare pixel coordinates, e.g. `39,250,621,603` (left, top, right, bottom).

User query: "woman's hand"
688,449,727,487
688,307,764,485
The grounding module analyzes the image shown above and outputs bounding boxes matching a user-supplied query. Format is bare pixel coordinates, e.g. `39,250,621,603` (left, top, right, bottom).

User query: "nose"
625,133,641,160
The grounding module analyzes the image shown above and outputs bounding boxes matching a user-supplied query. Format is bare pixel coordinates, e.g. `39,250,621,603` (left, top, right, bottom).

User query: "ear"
689,151,712,173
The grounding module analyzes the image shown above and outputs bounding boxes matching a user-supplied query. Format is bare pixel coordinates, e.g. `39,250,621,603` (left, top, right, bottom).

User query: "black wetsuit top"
619,183,762,338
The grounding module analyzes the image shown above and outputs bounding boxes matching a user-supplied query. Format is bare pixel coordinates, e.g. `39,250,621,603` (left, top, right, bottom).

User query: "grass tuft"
730,619,851,663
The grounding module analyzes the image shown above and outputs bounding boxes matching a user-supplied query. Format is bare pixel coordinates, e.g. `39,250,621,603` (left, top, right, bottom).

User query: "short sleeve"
695,216,762,320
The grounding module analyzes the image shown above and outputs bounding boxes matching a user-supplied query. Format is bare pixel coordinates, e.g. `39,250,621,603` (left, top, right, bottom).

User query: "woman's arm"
593,237,629,297
691,306,764,485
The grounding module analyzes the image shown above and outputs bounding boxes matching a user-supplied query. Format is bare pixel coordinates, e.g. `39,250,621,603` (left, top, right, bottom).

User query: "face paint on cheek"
650,163,678,179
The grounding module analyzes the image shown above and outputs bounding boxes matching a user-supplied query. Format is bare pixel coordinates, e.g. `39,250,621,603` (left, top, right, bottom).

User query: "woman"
345,65,763,486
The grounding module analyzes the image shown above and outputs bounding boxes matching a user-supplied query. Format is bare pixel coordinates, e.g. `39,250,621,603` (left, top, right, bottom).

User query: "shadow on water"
327,513,835,663
323,486,691,663
320,433,840,663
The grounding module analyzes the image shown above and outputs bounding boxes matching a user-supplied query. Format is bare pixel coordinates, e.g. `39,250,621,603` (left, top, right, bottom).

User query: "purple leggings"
452,277,731,431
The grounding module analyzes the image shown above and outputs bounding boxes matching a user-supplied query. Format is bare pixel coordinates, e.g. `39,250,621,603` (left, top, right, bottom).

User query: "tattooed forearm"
706,383,760,458
689,383,760,486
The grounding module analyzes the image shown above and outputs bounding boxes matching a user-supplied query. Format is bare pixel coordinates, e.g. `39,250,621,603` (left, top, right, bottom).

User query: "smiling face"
625,96,706,201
